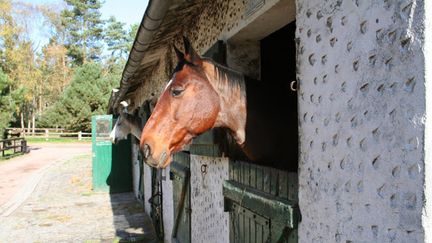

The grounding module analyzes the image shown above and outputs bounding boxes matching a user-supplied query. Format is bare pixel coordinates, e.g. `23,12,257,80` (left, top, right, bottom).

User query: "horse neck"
130,124,142,140
123,116,142,140
202,61,247,145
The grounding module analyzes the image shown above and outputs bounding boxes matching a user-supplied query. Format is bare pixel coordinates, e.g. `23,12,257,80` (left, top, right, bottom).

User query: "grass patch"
25,137,91,143
62,154,92,163
1,149,14,156
0,150,25,161
46,214,72,223
81,191,96,197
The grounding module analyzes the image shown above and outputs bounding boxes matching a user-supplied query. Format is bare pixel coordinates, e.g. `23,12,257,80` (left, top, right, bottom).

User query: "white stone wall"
161,166,174,243
424,1,432,241
143,163,152,214
131,138,140,199
296,0,426,242
190,155,229,243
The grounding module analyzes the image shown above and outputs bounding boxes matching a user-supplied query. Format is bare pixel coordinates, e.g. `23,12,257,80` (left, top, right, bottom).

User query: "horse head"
140,37,247,168
110,101,142,143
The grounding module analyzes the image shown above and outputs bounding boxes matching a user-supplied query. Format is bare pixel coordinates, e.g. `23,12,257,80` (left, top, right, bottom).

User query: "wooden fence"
5,128,91,141
0,137,27,157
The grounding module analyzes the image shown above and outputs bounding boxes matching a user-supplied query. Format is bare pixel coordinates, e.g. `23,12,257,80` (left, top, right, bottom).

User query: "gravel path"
0,143,91,206
0,143,156,242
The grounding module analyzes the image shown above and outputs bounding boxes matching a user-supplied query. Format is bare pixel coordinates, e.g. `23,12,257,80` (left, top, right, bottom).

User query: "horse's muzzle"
146,154,168,169
141,143,168,169
143,144,151,159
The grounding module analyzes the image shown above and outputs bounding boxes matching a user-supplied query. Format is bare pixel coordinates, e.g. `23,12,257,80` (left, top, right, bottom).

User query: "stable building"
108,0,432,242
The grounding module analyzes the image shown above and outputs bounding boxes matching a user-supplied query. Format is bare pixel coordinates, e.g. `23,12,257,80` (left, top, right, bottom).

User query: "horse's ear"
173,44,184,62
183,36,202,65
120,100,129,113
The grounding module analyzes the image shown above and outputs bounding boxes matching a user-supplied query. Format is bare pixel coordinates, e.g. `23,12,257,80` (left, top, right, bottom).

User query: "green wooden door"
92,115,113,192
92,115,132,193
224,161,300,243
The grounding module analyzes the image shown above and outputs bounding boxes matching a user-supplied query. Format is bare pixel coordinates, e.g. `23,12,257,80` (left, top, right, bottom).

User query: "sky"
22,0,148,26
19,0,149,50
100,0,149,26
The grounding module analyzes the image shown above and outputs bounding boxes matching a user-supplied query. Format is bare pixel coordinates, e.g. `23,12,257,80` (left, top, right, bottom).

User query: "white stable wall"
424,0,432,241
143,163,152,215
131,138,140,199
296,0,427,242
190,155,229,243
161,166,174,243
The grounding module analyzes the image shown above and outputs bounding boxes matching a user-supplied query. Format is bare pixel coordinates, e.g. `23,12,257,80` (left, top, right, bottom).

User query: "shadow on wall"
106,135,157,242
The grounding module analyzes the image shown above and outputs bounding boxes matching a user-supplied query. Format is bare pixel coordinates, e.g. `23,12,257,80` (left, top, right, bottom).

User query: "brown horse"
140,37,297,170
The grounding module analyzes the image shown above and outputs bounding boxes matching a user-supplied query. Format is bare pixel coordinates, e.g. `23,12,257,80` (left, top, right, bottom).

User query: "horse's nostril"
144,144,151,159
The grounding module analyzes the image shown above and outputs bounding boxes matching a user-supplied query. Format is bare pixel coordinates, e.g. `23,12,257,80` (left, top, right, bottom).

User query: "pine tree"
39,62,117,131
60,0,104,65
0,68,25,134
104,16,128,59
103,18,138,71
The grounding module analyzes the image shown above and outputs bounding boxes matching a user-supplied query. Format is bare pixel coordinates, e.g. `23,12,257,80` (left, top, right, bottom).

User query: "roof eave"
108,0,173,114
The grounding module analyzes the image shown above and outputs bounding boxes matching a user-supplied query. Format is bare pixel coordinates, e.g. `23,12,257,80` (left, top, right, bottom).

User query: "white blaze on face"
109,122,117,143
164,79,173,91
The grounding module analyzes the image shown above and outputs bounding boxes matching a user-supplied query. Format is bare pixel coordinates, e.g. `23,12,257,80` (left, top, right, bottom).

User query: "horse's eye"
171,87,184,97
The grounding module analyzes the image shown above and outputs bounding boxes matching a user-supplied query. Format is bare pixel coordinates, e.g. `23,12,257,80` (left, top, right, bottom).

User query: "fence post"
21,139,27,153
45,129,49,141
78,131,82,141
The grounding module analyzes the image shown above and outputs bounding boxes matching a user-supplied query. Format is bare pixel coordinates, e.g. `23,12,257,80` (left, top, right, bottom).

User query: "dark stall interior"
218,21,298,171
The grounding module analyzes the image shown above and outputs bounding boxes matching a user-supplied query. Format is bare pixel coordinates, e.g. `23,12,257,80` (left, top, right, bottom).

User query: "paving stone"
0,153,156,242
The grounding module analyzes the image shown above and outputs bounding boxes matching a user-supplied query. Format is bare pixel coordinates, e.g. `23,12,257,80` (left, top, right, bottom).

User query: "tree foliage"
104,16,128,59
38,62,118,131
0,68,15,132
38,41,71,108
0,67,25,133
0,0,138,132
60,0,104,65
0,0,42,132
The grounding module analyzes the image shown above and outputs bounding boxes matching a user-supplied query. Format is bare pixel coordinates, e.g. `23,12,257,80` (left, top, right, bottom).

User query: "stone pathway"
0,143,91,206
0,152,156,242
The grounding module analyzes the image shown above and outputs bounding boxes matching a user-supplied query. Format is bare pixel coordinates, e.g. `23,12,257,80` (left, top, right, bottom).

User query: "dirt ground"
0,143,91,206
0,142,156,242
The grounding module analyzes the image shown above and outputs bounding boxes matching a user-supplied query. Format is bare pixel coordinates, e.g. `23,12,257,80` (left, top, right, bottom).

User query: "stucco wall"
190,155,229,243
143,163,152,215
131,138,140,199
296,0,426,242
161,167,174,243
424,1,432,241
